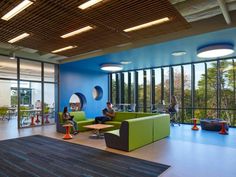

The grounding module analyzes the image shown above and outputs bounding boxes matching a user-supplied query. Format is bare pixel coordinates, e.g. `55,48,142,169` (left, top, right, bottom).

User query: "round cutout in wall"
93,86,103,100
69,92,87,111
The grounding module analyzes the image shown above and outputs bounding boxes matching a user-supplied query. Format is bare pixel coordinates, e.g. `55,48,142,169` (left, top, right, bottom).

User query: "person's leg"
101,116,111,124
95,116,101,124
68,120,77,133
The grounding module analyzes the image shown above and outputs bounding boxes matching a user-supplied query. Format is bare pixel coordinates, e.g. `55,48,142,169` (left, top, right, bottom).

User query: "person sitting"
95,102,115,124
62,106,78,135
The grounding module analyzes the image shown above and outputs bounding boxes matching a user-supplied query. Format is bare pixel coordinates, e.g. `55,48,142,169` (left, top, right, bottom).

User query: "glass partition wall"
0,55,58,128
109,57,236,126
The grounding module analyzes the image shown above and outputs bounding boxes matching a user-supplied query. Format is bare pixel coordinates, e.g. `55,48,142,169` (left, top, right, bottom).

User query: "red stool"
35,114,40,123
192,118,199,130
30,116,35,126
219,121,228,135
63,124,73,139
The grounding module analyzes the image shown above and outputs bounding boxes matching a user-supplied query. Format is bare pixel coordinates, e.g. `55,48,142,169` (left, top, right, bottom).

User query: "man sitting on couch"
95,102,115,124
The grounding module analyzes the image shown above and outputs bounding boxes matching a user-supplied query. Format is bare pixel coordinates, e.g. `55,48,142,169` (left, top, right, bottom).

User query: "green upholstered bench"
104,114,170,151
58,111,95,132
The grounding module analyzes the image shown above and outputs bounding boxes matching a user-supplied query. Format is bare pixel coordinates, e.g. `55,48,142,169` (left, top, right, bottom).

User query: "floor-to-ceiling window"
0,55,58,128
109,57,236,126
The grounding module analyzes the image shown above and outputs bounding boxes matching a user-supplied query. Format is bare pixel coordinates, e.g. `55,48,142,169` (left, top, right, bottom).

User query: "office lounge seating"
57,111,94,133
104,114,170,151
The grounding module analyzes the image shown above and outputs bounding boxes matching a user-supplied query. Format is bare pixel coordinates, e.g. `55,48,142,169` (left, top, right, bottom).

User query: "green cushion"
126,117,154,151
135,112,156,118
153,114,170,141
58,112,63,124
114,112,137,122
70,111,86,122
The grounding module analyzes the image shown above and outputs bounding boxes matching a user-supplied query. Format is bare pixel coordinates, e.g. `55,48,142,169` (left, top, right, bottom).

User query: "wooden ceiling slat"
0,0,190,56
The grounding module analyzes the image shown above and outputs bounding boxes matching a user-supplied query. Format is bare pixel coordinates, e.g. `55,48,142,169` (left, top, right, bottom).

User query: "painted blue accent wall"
59,62,108,118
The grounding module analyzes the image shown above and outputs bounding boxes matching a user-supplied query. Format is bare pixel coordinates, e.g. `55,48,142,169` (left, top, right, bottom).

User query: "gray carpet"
0,135,170,177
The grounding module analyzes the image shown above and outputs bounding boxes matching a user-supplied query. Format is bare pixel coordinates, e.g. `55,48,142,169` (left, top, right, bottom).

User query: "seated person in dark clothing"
95,102,115,124
62,106,78,135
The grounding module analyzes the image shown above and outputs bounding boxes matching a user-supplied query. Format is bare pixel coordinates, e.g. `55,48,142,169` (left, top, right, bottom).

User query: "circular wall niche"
69,92,87,111
93,86,103,100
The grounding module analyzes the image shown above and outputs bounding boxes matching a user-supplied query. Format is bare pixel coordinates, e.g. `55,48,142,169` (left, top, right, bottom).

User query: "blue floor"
169,124,236,148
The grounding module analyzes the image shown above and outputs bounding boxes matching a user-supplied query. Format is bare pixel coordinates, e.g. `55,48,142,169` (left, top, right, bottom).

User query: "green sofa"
58,111,94,132
104,114,170,151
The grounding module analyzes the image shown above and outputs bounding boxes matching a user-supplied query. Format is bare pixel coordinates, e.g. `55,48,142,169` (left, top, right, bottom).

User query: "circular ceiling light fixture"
171,51,187,56
100,63,123,72
197,43,234,58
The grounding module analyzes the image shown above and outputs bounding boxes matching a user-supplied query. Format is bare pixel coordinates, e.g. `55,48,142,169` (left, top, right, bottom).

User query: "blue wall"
59,62,108,118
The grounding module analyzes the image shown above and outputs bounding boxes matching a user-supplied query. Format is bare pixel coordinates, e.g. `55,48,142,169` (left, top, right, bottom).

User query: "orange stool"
63,124,73,139
219,121,228,135
192,118,199,130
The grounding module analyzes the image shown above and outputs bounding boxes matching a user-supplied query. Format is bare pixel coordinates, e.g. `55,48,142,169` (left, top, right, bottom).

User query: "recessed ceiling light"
120,61,132,65
8,33,30,43
171,51,187,56
100,64,123,72
61,26,94,38
124,17,170,32
1,0,34,21
51,46,77,53
78,0,103,10
197,44,234,58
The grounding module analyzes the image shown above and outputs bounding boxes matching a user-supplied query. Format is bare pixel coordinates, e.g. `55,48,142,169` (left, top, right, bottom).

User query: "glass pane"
154,68,161,104
207,109,217,118
130,72,134,104
44,83,55,124
173,66,182,108
146,70,151,112
206,61,217,109
163,67,170,105
138,70,144,112
194,109,206,119
0,80,18,121
124,72,128,103
183,65,191,108
19,81,42,128
219,110,234,126
0,55,17,79
183,108,192,123
195,63,206,108
220,60,234,109
44,63,55,82
111,74,116,105
20,59,41,81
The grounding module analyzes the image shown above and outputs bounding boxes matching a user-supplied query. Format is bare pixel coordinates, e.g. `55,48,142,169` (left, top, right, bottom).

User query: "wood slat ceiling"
0,0,190,57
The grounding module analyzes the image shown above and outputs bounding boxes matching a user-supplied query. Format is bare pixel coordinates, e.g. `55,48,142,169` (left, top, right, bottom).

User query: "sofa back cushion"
70,111,86,122
135,112,156,118
58,112,63,124
114,112,137,122
122,116,154,151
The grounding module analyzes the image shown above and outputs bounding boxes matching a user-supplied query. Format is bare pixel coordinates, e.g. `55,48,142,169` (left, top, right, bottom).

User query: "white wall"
0,80,11,107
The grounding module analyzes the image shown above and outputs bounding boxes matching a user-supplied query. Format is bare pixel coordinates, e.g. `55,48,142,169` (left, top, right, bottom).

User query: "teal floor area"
169,124,236,148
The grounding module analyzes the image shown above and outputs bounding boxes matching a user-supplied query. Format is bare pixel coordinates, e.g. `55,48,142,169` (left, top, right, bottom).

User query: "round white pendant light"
197,44,234,58
100,64,123,72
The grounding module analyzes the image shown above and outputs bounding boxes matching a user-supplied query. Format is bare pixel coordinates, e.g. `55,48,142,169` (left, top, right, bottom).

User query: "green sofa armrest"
153,114,170,141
